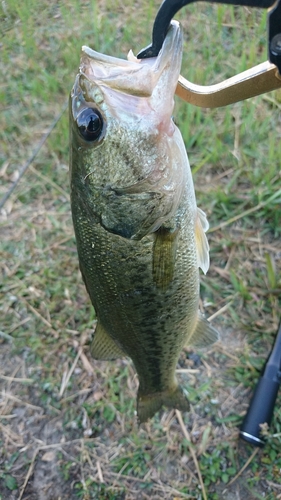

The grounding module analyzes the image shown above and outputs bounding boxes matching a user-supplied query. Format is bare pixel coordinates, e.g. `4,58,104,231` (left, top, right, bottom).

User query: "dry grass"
1,1,281,499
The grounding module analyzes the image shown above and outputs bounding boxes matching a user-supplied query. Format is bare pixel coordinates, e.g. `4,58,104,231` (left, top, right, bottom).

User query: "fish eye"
76,107,104,142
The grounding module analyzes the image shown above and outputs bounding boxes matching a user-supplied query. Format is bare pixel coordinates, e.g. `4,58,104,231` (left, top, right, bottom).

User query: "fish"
69,20,219,423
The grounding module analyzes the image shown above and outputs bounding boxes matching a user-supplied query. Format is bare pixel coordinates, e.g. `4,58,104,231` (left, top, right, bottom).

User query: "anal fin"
90,322,126,360
186,312,219,348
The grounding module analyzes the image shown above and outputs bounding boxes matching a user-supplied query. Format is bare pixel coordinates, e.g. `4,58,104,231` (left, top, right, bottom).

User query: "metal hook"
138,0,277,60
137,0,281,107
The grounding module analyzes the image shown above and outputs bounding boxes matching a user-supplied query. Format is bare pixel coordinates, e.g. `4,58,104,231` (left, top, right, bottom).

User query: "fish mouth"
79,20,182,99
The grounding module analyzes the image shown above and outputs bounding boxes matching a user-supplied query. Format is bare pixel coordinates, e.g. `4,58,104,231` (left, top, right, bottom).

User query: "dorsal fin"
195,207,210,274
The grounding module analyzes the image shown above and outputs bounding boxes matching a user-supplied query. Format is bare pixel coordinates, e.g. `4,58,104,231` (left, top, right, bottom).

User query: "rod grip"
240,375,280,446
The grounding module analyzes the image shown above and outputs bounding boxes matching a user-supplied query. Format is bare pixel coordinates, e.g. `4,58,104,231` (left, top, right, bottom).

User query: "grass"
1,0,281,499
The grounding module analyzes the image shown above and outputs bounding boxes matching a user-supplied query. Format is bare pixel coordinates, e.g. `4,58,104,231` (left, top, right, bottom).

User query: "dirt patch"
1,330,279,500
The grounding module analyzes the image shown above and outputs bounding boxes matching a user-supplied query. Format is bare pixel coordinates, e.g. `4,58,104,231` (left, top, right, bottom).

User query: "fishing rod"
240,321,281,446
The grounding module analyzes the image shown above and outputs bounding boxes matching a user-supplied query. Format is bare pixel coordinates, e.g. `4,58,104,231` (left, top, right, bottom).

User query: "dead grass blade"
18,449,39,500
0,375,33,383
0,101,67,210
29,164,69,199
175,410,207,500
59,347,82,397
209,188,281,233
2,393,43,411
226,447,259,487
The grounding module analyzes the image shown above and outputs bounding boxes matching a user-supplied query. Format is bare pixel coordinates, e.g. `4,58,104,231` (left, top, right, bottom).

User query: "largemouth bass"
69,21,218,423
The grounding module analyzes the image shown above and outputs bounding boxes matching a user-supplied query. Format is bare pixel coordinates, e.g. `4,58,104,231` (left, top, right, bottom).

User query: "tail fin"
137,384,190,424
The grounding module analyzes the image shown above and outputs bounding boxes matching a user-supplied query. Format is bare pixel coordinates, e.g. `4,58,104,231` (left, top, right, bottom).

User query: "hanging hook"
137,0,281,107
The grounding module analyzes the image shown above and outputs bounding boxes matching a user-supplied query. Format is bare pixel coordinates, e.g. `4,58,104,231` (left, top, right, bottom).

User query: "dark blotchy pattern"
71,196,198,396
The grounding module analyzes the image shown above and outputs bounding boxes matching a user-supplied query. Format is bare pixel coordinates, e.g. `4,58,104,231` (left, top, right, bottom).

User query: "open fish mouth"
79,20,182,101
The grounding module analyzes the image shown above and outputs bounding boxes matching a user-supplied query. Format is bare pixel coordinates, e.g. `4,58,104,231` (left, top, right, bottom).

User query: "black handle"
240,374,280,446
137,0,277,59
240,321,281,447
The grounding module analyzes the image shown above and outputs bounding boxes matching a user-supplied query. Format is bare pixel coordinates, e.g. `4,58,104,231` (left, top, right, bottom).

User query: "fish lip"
79,20,182,98
152,20,182,78
81,46,134,68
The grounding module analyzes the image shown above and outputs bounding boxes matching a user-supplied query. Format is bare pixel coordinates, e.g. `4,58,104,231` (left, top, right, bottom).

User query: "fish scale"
70,21,219,422
73,205,196,390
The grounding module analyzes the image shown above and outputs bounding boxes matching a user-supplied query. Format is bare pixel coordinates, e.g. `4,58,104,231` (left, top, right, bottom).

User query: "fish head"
70,21,186,239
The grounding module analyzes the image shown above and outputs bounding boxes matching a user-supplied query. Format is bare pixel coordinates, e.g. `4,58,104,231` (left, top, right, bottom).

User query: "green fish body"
69,21,218,423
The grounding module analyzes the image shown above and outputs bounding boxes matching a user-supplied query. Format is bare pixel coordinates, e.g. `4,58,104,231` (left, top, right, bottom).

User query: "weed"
1,1,280,499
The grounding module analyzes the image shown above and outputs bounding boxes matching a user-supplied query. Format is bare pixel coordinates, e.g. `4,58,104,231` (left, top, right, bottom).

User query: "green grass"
1,1,281,499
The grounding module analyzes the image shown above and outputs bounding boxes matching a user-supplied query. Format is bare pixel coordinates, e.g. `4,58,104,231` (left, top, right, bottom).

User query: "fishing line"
0,99,68,210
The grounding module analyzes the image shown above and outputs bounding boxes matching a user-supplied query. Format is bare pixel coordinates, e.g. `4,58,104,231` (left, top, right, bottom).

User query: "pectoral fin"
195,208,210,274
90,322,126,360
186,312,219,348
153,227,179,290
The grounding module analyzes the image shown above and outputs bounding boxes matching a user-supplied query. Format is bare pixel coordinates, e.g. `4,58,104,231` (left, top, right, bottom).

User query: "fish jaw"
80,20,182,133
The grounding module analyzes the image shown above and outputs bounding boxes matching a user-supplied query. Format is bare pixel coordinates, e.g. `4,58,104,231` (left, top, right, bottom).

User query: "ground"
1,1,281,499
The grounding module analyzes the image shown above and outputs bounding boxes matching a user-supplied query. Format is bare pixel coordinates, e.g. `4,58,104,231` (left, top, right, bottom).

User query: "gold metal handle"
176,61,281,107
